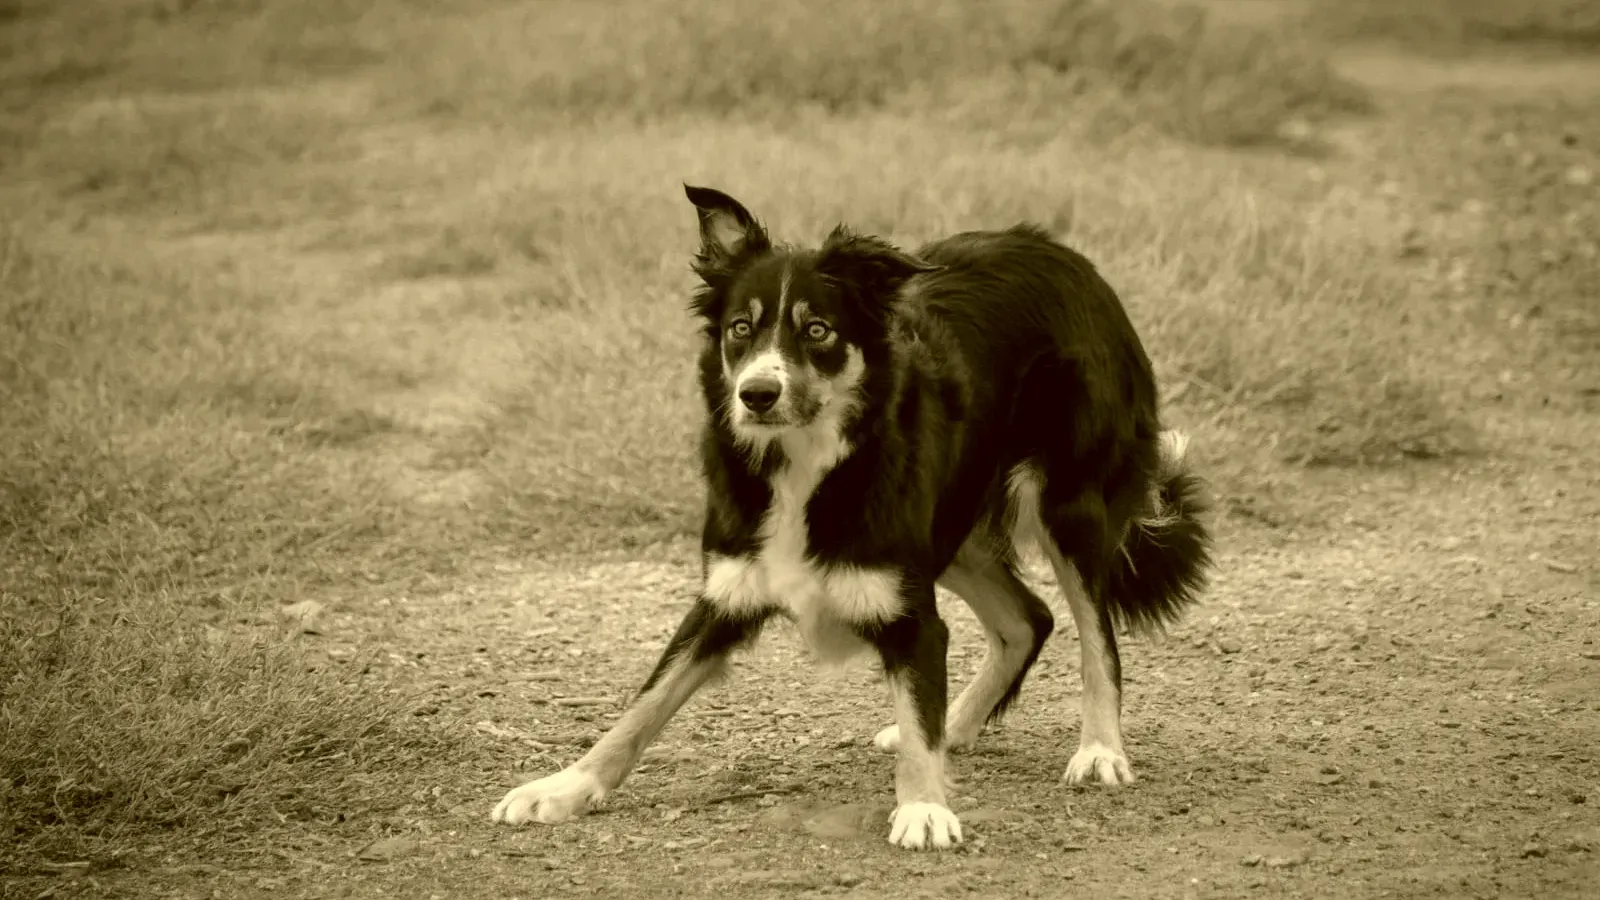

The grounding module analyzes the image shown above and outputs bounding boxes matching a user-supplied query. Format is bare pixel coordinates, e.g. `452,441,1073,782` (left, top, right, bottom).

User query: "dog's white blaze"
777,258,794,319
735,349,789,395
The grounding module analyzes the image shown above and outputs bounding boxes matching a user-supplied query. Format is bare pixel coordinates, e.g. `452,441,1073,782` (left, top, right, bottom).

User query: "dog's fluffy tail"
1106,430,1212,634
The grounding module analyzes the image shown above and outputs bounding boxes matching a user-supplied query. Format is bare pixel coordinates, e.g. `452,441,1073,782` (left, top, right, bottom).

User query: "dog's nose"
738,379,782,413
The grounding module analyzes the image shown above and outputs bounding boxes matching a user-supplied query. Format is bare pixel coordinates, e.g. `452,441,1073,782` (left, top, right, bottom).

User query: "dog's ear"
684,184,770,275
815,226,940,319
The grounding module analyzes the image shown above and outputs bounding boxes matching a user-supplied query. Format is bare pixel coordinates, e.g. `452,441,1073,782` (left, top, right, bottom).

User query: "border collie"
491,185,1212,851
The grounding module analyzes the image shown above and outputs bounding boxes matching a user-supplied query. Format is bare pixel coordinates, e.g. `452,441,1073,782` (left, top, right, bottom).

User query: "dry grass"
1304,0,1600,52
0,598,448,864
0,0,1506,863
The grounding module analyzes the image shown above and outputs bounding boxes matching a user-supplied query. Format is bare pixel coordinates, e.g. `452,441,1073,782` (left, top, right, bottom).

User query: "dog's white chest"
702,436,900,660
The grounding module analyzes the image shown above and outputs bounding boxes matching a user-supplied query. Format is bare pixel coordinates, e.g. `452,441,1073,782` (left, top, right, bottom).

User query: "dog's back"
882,224,1173,580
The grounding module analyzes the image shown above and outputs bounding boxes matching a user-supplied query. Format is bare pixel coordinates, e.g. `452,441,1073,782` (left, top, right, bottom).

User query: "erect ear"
684,184,770,271
815,225,940,308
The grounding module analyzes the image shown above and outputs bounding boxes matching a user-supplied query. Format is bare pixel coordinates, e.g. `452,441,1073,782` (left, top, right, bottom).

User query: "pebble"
1216,637,1243,655
1566,165,1594,187
278,600,325,634
357,836,420,862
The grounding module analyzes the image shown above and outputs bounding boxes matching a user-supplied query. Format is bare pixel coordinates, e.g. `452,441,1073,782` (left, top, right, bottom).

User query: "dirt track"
23,35,1600,900
304,421,1598,899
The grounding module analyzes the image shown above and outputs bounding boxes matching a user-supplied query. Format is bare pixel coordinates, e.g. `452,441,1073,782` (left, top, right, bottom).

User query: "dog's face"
683,185,935,451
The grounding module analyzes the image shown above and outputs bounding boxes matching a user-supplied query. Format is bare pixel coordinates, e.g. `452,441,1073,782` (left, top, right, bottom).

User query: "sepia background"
2,0,1596,896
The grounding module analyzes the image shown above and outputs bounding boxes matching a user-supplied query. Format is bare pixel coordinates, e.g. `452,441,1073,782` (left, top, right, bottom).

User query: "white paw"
1062,742,1135,786
872,724,977,753
888,802,963,851
873,724,901,751
491,767,606,825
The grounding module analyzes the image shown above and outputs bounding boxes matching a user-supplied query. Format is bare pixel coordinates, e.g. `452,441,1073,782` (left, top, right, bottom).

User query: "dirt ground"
11,25,1600,900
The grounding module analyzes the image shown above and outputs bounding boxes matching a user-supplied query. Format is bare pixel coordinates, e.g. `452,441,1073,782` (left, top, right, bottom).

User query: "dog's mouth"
734,409,796,430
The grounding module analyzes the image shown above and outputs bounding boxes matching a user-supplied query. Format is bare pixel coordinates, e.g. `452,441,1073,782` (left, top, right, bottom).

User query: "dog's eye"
803,321,832,342
727,320,752,340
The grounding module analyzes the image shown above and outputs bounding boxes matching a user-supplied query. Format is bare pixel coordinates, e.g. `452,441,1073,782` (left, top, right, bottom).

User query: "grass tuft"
388,0,1368,147
0,596,447,865
1310,0,1600,52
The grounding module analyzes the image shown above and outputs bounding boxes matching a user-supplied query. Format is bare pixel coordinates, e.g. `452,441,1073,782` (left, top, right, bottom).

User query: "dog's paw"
888,802,963,851
873,724,977,753
491,767,606,825
1062,742,1135,786
873,724,901,752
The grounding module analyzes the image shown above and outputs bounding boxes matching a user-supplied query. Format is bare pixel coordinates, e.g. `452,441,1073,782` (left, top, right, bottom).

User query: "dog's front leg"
871,587,963,851
492,598,764,826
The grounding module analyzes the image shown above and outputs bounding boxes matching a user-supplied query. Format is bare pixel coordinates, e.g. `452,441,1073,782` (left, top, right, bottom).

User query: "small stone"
1522,842,1547,858
357,836,420,862
1398,228,1427,258
1240,854,1263,867
278,600,325,634
1216,637,1243,655
1566,165,1594,187
1279,118,1314,142
1311,634,1333,652
1265,854,1304,869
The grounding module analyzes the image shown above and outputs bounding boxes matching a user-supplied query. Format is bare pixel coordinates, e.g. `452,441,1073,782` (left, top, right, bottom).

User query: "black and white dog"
492,185,1211,850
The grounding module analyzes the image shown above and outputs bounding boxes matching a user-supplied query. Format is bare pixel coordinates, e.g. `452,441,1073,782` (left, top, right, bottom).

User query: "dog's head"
683,185,936,454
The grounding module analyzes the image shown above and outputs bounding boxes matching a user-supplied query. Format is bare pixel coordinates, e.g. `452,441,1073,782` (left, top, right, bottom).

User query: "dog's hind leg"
873,538,1054,752
869,581,963,851
1041,545,1134,785
491,598,765,825
1035,483,1139,787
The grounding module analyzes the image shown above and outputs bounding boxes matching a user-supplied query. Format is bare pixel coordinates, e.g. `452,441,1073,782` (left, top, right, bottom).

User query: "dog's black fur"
490,185,1211,851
